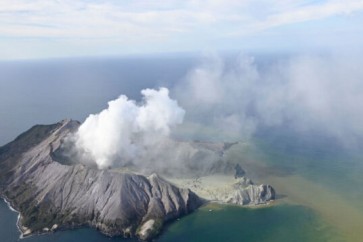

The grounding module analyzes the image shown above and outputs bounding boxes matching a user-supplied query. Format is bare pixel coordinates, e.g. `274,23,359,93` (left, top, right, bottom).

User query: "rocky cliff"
224,177,275,205
0,119,203,240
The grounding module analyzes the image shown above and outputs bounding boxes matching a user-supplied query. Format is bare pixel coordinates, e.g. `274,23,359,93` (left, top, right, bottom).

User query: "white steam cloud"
174,52,363,146
69,52,363,173
75,87,185,169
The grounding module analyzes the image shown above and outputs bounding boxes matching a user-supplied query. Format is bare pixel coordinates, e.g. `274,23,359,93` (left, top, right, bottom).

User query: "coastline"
2,195,65,240
1,196,27,239
0,172,273,241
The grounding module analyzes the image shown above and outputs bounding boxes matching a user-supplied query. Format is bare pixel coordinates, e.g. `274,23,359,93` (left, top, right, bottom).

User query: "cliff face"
224,177,275,205
0,119,202,241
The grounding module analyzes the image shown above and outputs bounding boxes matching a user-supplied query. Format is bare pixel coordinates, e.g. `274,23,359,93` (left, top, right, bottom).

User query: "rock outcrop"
224,177,275,205
0,119,203,241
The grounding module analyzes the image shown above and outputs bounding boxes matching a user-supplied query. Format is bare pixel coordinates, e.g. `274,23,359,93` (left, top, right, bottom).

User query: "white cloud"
247,0,363,34
0,0,363,58
1,0,362,38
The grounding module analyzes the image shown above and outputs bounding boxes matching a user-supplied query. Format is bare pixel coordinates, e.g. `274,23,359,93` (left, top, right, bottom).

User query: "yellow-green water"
225,140,363,242
158,203,338,242
267,175,363,242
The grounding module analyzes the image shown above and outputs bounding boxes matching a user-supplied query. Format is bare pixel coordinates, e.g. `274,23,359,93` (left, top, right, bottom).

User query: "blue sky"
1,0,363,59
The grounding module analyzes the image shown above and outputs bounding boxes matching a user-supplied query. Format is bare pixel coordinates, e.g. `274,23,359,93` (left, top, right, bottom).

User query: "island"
0,119,275,240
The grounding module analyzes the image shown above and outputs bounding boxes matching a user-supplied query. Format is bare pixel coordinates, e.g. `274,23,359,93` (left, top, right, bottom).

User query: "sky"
1,0,363,59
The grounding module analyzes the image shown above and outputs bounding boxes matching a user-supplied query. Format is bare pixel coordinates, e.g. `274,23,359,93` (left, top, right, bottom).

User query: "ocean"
0,199,336,242
1,54,362,242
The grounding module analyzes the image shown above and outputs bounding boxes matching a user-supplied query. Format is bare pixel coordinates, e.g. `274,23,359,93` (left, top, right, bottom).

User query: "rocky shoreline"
1,196,24,236
0,120,204,240
1,196,44,238
0,119,275,240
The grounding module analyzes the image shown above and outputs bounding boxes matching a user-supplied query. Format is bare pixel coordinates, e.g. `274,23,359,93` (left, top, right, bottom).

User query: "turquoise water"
252,133,363,210
226,134,363,241
0,199,138,242
159,204,336,242
0,199,336,242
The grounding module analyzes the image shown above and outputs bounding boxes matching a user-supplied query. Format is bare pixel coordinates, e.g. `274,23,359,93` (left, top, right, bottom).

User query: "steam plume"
175,53,363,146
75,87,185,169
71,52,363,173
